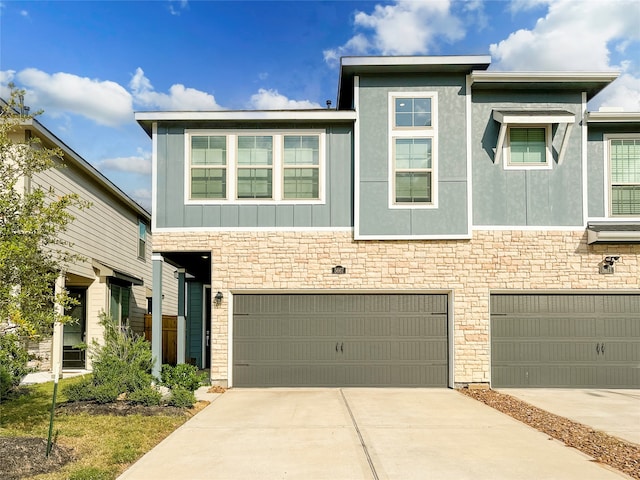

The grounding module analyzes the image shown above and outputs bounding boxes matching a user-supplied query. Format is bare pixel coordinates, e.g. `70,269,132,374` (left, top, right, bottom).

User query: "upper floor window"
187,130,325,204
138,220,146,259
610,137,640,216
389,92,437,207
505,126,551,168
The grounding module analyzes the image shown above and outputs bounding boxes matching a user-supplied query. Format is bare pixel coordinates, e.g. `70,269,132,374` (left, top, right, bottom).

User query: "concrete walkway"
500,388,640,446
118,389,629,480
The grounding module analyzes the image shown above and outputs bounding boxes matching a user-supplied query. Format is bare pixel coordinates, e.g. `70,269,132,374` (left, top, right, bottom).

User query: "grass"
0,376,190,480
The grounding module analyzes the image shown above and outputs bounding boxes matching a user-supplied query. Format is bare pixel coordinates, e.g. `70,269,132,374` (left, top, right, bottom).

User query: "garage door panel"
491,294,640,388
233,294,448,387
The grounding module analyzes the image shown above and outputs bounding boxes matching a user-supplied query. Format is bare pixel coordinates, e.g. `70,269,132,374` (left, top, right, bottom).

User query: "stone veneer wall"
155,230,640,386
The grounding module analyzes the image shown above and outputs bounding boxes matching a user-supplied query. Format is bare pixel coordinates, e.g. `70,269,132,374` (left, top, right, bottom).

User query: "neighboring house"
5,104,178,374
136,55,640,389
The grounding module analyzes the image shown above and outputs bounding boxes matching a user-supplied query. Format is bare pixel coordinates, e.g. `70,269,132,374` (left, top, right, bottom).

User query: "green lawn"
0,376,191,480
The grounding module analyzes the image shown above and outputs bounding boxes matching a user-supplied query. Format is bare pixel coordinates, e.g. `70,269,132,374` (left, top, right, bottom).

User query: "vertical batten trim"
151,122,158,232
581,92,589,224
353,75,361,239
466,74,473,237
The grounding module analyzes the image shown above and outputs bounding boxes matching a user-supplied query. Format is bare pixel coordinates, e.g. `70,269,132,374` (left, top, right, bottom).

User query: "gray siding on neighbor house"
471,91,584,226
155,123,353,229
587,124,640,219
357,74,469,237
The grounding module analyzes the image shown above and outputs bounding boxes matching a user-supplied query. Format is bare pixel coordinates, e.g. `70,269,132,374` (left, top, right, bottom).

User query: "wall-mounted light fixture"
600,255,620,274
214,291,223,306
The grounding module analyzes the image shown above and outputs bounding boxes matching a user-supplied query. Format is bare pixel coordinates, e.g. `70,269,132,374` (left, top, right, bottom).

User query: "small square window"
506,126,550,168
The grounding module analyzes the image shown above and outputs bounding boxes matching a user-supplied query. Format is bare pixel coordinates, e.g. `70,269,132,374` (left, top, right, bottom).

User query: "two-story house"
136,55,640,389
5,103,178,374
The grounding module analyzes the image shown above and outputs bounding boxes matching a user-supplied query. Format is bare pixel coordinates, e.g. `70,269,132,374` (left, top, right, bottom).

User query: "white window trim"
388,91,438,209
184,129,326,205
503,124,553,171
604,133,640,218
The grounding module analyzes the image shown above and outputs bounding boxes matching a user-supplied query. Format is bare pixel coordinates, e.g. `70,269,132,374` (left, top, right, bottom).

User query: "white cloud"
248,89,321,110
8,68,133,126
490,0,640,71
593,74,640,112
130,68,221,110
324,0,464,66
168,0,188,16
97,151,152,175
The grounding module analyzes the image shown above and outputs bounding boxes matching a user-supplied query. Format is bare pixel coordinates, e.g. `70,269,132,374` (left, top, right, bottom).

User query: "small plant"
63,376,95,402
167,387,197,408
0,333,31,400
128,386,162,406
161,363,205,392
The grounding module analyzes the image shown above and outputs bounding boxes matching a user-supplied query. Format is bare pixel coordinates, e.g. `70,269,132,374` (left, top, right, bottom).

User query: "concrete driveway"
499,388,640,446
118,389,629,480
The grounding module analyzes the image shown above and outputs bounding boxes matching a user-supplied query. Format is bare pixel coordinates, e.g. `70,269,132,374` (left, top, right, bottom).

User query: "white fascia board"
341,55,492,68
493,111,575,124
134,110,357,122
471,71,619,84
586,112,640,123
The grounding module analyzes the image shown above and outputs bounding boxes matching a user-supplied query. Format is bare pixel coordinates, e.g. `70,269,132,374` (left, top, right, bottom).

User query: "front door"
63,287,87,369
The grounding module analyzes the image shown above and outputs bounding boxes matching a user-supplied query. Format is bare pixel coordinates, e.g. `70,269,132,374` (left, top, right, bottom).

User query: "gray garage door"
491,294,640,388
233,294,448,387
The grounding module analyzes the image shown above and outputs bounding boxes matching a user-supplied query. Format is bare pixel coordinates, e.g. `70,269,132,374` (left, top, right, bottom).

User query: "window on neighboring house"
138,220,146,259
187,130,324,203
610,138,640,216
110,282,131,327
506,126,550,166
190,135,227,199
390,93,437,206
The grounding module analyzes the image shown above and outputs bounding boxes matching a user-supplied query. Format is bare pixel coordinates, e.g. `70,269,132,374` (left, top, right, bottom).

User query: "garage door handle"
341,342,344,353
596,343,600,355
601,343,605,355
336,342,339,352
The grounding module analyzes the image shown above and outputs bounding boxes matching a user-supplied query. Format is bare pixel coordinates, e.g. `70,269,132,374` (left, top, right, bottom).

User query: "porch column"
176,268,186,365
51,273,65,379
151,254,164,379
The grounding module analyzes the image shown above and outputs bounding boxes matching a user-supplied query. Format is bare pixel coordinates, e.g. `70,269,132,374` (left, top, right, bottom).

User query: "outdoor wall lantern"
214,291,224,305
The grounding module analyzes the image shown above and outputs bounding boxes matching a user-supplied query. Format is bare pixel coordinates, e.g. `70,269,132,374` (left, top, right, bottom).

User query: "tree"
0,85,89,339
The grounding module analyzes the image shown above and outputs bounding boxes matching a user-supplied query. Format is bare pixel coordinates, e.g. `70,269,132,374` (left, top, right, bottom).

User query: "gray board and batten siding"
233,294,448,387
491,294,640,388
357,74,470,237
472,90,585,227
154,122,353,229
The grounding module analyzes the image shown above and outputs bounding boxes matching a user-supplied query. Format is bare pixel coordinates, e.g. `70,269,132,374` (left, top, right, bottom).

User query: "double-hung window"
187,130,324,203
389,93,437,207
609,137,640,216
138,220,146,259
190,135,227,199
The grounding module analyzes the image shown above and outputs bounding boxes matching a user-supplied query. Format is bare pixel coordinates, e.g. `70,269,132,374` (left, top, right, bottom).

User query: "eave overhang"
470,71,619,101
92,260,144,286
587,222,640,244
135,109,357,137
586,112,640,124
337,55,492,110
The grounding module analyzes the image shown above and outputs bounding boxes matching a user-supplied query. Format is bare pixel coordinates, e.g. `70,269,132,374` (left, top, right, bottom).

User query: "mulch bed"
460,388,640,479
0,436,74,480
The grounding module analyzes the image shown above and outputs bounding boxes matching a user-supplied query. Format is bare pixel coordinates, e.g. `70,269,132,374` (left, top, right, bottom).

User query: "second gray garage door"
233,294,448,387
492,294,640,388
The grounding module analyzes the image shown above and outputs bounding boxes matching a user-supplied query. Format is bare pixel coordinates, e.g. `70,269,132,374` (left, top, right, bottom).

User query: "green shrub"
62,376,95,402
63,313,157,404
128,386,162,406
167,387,196,408
0,333,31,400
93,383,119,404
161,363,205,392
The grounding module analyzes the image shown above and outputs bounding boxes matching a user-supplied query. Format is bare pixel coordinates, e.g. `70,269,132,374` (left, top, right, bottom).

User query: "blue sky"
1,0,639,211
